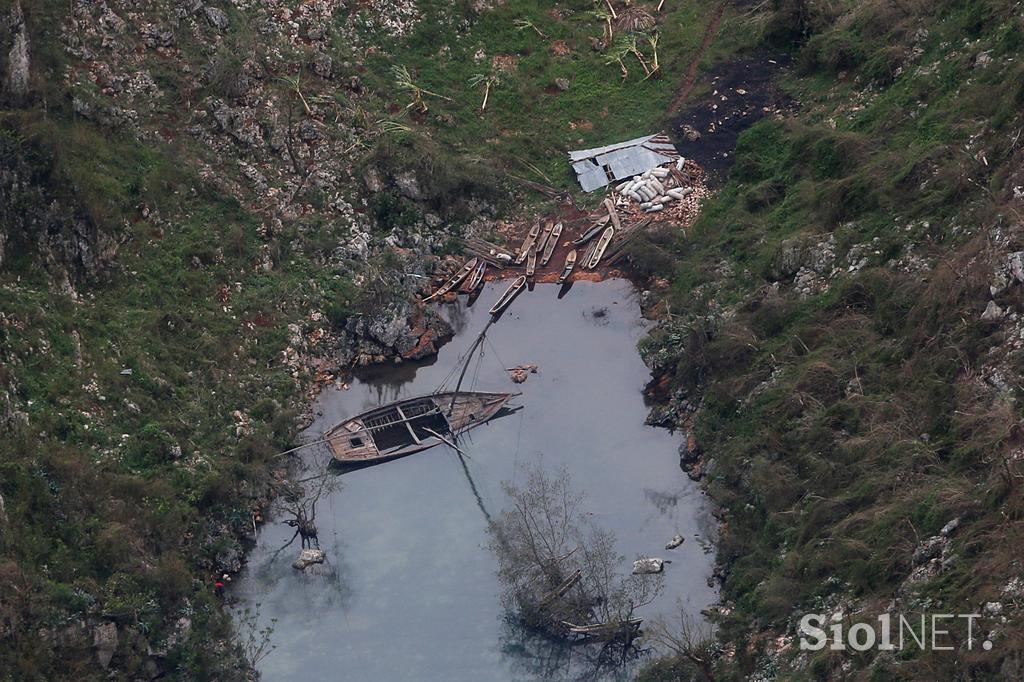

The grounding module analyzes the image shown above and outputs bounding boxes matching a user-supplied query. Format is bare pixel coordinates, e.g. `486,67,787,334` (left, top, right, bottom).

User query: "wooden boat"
489,275,527,315
515,222,541,265
461,259,487,293
535,219,555,257
326,391,515,466
425,257,479,301
556,249,577,284
585,227,614,269
541,222,562,266
526,246,537,277
572,215,609,246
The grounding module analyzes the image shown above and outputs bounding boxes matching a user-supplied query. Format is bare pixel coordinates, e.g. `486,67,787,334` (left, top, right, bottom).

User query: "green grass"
344,0,748,186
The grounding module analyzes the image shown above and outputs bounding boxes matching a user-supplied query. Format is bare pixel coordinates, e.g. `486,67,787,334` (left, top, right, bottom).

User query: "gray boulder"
93,622,118,669
203,6,230,31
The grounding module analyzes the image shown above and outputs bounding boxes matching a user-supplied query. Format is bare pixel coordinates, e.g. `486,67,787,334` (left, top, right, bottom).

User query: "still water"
233,279,717,681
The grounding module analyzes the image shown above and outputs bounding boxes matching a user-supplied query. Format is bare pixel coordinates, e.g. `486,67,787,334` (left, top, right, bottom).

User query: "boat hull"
557,249,577,284
326,391,515,466
541,223,562,266
489,275,527,315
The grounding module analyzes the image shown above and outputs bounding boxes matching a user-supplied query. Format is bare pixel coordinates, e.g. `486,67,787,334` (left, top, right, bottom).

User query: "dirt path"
666,0,729,116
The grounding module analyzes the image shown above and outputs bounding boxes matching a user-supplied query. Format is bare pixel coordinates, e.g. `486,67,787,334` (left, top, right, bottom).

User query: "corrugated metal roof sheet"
568,133,679,192
568,134,659,162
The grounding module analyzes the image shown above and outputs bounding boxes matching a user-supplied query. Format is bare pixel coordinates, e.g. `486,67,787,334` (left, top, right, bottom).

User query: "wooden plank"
604,198,622,232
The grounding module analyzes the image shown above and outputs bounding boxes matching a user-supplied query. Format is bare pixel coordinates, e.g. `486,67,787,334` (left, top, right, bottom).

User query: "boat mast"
447,319,493,415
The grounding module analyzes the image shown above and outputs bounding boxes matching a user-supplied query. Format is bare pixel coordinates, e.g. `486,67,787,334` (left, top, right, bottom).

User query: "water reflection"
499,618,650,682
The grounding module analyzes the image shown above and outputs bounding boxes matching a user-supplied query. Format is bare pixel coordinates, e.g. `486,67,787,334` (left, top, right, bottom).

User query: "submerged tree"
489,465,663,645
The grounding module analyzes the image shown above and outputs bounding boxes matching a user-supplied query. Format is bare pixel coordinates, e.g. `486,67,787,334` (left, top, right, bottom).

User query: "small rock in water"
665,534,684,550
633,558,665,574
292,548,326,570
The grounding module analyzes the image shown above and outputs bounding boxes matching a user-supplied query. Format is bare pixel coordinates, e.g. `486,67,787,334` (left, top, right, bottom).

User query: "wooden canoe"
425,257,479,301
489,275,527,315
541,222,562,266
585,227,614,269
515,222,541,265
461,259,487,293
326,391,516,466
556,249,577,284
572,215,609,246
535,219,555,257
526,246,537,277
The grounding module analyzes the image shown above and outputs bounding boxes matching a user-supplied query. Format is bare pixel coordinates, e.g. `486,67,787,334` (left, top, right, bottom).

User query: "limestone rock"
2,1,30,99
1008,252,1024,283
203,7,230,31
981,300,1003,322
312,52,332,79
93,622,118,669
394,171,423,201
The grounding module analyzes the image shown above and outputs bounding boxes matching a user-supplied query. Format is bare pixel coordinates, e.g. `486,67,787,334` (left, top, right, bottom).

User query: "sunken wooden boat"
557,249,577,284
461,259,487,294
585,226,614,269
541,222,562,266
515,222,541,265
526,246,537,277
490,275,527,315
572,215,609,246
425,257,479,301
326,391,516,466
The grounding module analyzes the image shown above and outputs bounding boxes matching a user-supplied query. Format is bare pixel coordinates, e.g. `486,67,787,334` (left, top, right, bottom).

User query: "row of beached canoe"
427,218,616,315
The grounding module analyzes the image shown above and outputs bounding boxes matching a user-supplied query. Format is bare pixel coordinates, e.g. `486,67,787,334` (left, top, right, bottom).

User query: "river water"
233,279,716,681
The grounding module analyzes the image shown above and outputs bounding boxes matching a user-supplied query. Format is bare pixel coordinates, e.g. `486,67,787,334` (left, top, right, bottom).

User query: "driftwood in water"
561,618,643,641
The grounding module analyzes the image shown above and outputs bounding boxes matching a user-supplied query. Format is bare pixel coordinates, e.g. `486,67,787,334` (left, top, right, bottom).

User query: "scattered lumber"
460,237,512,268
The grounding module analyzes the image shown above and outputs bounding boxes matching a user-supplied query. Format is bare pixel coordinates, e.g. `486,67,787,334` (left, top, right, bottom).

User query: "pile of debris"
614,160,692,212
612,159,710,225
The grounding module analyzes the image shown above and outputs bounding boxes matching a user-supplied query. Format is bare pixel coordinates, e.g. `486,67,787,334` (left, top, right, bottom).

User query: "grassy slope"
351,0,745,187
632,1,1024,679
0,3,365,678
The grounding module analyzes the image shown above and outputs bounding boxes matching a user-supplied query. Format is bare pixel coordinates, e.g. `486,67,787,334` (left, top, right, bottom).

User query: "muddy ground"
670,55,794,184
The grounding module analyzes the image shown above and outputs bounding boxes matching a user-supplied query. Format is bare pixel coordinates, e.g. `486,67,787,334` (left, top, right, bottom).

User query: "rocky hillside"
631,0,1024,679
0,0,484,678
